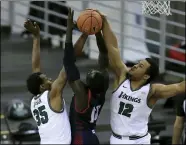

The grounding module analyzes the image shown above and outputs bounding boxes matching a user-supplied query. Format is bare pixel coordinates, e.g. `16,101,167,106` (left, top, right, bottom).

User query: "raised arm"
152,81,185,99
74,33,88,56
94,11,128,89
49,22,88,112
101,16,128,77
63,8,88,111
95,31,109,70
24,20,41,73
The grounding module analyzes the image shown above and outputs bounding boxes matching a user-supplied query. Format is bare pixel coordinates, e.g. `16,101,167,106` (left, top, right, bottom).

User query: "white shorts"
40,136,71,144
110,133,151,144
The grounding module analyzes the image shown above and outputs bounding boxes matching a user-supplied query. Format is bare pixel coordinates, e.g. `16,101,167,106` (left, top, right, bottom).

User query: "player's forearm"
172,124,184,144
102,17,118,49
98,54,109,69
63,43,87,107
63,43,80,82
57,66,67,84
66,24,73,43
178,81,185,93
95,31,108,54
32,36,41,72
74,33,88,56
95,31,109,69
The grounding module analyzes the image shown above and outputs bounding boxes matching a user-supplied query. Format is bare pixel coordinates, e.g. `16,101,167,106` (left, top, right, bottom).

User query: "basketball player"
25,19,88,144
172,96,186,144
95,10,185,144
63,8,109,144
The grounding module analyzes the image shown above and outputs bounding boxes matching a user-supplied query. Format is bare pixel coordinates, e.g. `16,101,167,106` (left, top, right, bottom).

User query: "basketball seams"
89,12,93,35
92,16,102,31
77,10,102,35
79,16,92,32
77,13,92,30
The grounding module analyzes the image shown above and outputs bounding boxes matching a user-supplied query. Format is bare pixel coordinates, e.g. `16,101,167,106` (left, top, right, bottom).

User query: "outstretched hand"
94,9,106,18
24,19,40,37
66,8,74,43
85,8,106,18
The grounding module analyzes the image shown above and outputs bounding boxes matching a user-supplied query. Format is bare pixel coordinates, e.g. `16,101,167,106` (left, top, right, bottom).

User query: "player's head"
86,69,109,94
26,72,53,96
128,58,159,84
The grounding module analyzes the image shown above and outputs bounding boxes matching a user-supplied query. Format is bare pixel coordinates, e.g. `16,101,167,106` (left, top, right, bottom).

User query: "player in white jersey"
24,19,88,144
95,10,185,144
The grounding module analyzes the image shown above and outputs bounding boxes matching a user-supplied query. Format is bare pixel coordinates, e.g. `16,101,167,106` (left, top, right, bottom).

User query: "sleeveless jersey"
110,79,152,136
30,90,71,144
69,89,105,132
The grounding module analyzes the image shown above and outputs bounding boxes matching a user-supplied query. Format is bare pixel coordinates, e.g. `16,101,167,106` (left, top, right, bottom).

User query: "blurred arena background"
1,0,185,144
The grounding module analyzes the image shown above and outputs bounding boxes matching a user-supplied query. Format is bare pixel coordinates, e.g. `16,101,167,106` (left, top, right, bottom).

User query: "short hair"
145,58,159,84
86,70,109,93
26,72,43,95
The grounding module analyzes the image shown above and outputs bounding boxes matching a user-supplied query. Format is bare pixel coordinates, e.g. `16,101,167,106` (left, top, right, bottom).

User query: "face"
128,59,151,81
39,74,53,91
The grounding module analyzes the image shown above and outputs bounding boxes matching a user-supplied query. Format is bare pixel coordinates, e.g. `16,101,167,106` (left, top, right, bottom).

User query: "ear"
143,74,150,80
40,84,45,90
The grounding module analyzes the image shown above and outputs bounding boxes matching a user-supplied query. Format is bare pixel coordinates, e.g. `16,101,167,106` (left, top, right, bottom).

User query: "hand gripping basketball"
77,9,103,35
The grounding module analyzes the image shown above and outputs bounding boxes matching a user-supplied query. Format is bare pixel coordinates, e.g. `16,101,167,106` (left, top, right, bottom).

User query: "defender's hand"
94,10,106,18
24,19,40,37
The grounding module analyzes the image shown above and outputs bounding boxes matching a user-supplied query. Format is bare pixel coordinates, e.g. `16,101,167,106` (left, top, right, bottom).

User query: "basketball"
77,9,103,35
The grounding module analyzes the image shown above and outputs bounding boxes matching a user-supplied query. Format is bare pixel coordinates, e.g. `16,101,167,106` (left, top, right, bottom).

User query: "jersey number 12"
118,102,134,118
33,105,49,126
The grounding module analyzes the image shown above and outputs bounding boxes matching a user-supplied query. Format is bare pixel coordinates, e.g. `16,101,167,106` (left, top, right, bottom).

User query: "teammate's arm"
152,81,185,99
24,20,41,73
63,8,88,111
95,31,109,70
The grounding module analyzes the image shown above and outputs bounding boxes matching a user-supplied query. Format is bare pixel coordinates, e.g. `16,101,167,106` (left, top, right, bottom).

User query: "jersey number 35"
33,105,49,126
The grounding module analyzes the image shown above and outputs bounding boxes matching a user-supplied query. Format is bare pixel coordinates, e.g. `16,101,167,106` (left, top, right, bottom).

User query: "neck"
130,78,146,90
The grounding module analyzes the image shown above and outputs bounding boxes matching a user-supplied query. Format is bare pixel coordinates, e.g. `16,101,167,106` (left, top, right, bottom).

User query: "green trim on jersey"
146,84,154,109
47,91,64,113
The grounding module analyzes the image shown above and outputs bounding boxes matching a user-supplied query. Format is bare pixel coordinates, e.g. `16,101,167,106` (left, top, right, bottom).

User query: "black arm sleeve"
175,97,185,117
95,32,109,69
63,42,80,81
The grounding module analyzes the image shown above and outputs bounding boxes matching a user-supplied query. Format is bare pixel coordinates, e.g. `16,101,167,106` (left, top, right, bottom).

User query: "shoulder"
147,83,158,98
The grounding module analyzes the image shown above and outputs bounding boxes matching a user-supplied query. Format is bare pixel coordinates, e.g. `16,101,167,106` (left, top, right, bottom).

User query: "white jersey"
30,90,71,144
111,79,152,136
